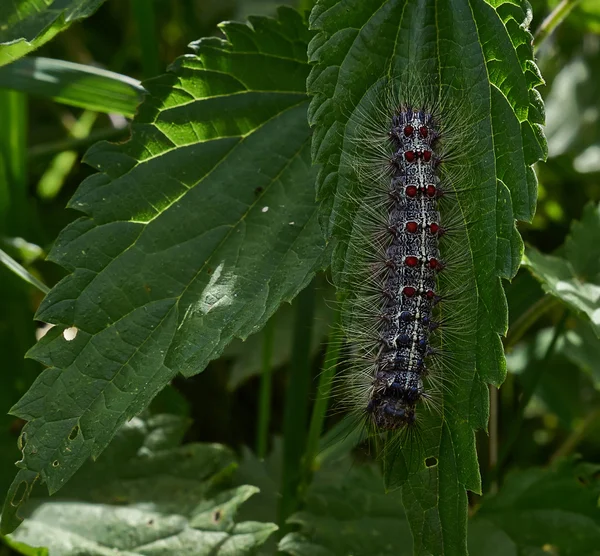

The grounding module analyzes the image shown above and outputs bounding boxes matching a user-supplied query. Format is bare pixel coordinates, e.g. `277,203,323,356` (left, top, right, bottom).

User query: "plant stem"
534,0,582,52
28,127,130,161
131,0,161,78
37,111,98,200
278,282,316,528
304,308,342,475
504,295,559,352
0,90,28,236
551,408,600,463
256,316,276,459
494,310,569,479
488,384,499,494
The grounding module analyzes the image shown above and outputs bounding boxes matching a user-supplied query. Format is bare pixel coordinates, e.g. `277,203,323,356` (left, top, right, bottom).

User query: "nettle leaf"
5,414,278,555
524,201,600,337
0,0,109,67
2,7,327,534
469,458,600,555
307,0,544,553
279,460,411,556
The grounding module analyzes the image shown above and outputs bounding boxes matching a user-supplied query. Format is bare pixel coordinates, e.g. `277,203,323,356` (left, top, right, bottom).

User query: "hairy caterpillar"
331,72,480,466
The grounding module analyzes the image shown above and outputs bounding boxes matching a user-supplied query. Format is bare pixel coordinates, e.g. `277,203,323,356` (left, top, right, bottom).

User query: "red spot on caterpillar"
426,185,436,197
429,222,440,234
425,290,435,300
419,126,428,138
404,151,416,162
404,125,414,136
406,221,419,233
429,258,439,270
423,150,432,162
405,256,419,267
403,286,416,297
406,186,418,198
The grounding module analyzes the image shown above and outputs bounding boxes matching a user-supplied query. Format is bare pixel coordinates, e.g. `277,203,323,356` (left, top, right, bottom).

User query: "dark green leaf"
524,202,600,337
307,0,545,553
1,7,327,533
279,461,411,556
470,458,600,556
0,57,145,117
0,0,109,66
5,414,277,555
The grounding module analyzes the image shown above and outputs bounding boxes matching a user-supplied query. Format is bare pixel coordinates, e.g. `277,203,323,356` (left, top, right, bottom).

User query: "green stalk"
28,127,129,162
492,310,569,481
304,307,342,475
534,0,582,52
0,90,27,236
504,295,559,352
278,282,316,528
37,111,98,200
256,316,276,459
131,0,161,79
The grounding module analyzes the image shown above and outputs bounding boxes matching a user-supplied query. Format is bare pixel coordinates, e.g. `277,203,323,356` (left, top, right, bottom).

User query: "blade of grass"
0,57,145,117
0,89,27,236
131,0,161,79
304,307,341,474
37,110,98,200
256,315,276,459
0,248,49,294
504,295,560,351
28,127,129,162
492,310,569,482
278,281,316,529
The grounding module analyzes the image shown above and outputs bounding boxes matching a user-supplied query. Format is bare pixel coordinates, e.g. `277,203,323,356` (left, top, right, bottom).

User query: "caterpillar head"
368,398,417,430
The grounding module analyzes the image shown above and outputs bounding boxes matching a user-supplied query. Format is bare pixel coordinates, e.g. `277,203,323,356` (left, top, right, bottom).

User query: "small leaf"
5,415,277,554
2,7,327,531
524,201,600,337
0,57,146,117
0,1,109,66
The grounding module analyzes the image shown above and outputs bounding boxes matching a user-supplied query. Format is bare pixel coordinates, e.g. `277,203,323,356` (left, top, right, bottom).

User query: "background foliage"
1,0,600,555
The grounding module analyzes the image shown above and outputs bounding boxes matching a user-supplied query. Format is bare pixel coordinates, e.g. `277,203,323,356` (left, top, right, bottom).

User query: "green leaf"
1,7,327,533
524,201,600,337
0,57,146,117
307,0,545,553
0,0,108,67
469,458,600,555
279,460,411,556
4,414,278,555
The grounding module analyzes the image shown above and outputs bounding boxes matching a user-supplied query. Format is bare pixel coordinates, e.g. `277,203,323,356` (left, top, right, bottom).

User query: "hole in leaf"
52,460,60,468
69,425,79,441
62,326,78,341
425,457,438,468
18,431,27,451
212,510,222,523
11,481,28,507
